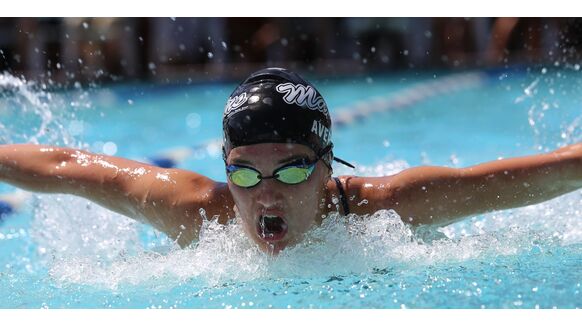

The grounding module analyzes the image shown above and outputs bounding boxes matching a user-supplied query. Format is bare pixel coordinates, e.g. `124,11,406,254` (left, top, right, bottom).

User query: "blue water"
0,68,581,308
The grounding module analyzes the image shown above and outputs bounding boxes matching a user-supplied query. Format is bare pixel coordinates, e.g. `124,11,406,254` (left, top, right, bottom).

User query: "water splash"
29,195,141,263
0,73,92,146
37,174,581,290
513,69,582,150
1,71,580,297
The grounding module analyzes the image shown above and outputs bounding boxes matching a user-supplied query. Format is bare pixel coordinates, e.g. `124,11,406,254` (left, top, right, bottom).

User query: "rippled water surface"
0,69,581,308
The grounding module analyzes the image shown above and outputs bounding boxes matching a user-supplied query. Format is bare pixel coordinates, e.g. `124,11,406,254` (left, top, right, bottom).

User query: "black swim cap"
222,67,353,168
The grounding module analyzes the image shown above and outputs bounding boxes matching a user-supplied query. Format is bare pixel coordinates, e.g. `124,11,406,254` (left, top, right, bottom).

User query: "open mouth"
257,215,288,242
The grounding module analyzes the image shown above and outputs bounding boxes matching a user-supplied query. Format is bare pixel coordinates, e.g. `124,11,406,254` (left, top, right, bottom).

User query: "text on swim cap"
224,92,249,117
275,83,328,114
311,119,331,145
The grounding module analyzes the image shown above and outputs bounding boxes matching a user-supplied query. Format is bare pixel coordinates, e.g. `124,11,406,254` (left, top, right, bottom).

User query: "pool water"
0,68,580,308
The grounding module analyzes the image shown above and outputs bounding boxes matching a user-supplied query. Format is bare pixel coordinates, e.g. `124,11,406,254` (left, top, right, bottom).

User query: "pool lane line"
147,72,490,169
0,72,490,219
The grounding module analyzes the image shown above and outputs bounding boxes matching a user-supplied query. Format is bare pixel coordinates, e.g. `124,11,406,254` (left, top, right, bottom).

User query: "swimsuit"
333,177,350,215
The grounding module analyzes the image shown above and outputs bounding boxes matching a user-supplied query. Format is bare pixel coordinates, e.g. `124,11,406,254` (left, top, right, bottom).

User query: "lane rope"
147,72,489,168
0,72,490,220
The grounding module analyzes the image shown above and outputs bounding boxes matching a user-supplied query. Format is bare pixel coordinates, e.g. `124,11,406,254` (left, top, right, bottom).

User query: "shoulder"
124,167,235,246
326,175,400,215
159,168,235,224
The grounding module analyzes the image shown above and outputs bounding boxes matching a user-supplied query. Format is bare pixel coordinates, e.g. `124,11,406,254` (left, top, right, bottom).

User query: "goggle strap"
317,144,355,169
333,156,355,169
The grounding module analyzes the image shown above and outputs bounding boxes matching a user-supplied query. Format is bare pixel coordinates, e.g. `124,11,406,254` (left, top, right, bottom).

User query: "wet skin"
226,143,333,254
1,143,581,253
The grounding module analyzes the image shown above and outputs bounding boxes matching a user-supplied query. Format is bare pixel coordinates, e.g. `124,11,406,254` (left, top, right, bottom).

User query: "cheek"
288,176,326,217
229,187,257,234
228,184,253,216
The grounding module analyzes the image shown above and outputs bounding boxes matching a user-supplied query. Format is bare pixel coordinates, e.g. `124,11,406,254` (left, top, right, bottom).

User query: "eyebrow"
277,154,311,164
230,154,311,166
229,158,254,165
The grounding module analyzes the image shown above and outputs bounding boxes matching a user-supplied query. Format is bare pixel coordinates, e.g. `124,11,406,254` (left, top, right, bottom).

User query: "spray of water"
39,188,581,290
1,73,580,292
0,73,87,146
514,68,582,151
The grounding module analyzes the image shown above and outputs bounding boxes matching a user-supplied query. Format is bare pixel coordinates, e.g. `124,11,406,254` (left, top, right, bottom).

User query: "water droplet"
199,208,207,220
103,142,117,155
357,199,369,206
67,120,84,136
186,113,201,129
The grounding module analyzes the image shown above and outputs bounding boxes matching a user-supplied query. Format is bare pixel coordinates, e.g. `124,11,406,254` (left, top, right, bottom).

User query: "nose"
254,179,285,208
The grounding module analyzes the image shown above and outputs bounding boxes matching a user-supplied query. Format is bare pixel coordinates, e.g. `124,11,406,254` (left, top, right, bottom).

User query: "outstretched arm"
0,144,234,247
344,143,582,226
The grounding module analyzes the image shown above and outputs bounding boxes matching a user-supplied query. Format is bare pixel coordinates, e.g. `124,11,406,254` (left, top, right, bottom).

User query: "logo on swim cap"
224,92,249,117
311,119,331,145
275,83,328,114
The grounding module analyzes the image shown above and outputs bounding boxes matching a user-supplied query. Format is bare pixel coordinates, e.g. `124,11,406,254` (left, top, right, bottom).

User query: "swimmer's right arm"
0,144,235,247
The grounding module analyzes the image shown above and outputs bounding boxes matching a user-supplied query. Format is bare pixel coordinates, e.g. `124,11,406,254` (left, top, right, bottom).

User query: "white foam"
3,72,580,292
33,182,581,290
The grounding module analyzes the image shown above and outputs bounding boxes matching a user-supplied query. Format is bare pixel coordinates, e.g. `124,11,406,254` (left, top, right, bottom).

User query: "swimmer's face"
226,143,330,254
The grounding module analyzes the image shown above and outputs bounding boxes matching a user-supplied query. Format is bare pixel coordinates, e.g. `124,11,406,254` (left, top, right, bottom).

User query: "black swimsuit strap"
332,177,350,216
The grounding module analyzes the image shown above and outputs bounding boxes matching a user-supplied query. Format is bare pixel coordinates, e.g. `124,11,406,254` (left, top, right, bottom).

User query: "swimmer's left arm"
348,143,582,226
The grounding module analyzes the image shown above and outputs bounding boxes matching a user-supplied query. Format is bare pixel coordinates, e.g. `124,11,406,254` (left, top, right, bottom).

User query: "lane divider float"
0,71,490,220
148,72,489,168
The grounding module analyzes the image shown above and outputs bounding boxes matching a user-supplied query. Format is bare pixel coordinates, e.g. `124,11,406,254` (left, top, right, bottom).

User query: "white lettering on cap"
276,83,328,114
311,119,331,144
224,92,249,117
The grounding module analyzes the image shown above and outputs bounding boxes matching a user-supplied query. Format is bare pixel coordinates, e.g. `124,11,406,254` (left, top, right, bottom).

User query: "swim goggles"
225,144,339,188
224,144,355,188
226,157,319,188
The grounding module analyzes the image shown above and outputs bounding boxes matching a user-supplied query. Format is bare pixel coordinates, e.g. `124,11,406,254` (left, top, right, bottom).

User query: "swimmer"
0,68,581,254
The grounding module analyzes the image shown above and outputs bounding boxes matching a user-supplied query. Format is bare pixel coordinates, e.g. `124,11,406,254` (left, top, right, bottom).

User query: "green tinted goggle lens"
229,167,261,187
227,163,315,188
276,166,311,184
